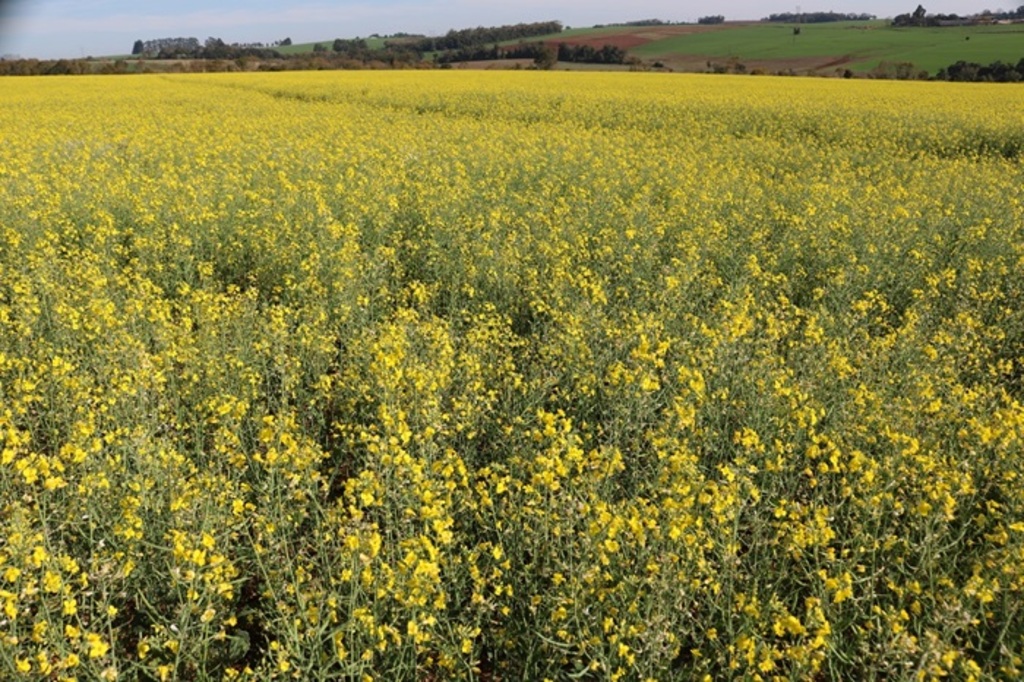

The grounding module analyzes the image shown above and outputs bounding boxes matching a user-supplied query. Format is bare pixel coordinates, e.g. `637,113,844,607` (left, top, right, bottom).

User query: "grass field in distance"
273,19,1024,75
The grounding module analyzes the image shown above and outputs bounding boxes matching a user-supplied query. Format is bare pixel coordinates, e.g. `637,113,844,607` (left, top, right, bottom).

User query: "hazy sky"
0,0,985,59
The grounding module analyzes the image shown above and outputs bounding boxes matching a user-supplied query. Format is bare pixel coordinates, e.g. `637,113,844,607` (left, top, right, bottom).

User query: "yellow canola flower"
2,69,1024,682
85,632,110,658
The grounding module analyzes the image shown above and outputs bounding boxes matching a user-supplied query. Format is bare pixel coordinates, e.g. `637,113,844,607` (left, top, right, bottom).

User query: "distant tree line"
892,4,1024,26
405,21,562,52
697,16,726,24
331,38,368,53
0,50,419,76
194,38,281,60
325,38,420,64
590,19,679,27
985,5,1024,19
434,41,627,66
0,58,94,75
893,5,966,26
432,44,514,64
133,36,295,56
132,37,200,55
619,19,673,26
555,43,627,64
895,12,966,26
936,58,1024,81
130,36,281,59
124,34,426,65
762,12,876,22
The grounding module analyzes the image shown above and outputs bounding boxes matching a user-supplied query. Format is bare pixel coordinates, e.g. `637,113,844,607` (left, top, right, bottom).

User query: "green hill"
106,19,1024,76
502,20,1024,75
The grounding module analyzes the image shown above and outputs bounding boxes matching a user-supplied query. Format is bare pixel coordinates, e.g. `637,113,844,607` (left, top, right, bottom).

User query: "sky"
0,0,988,59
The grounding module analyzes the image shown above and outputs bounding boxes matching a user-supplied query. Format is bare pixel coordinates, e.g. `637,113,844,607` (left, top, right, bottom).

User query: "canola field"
2,71,1024,681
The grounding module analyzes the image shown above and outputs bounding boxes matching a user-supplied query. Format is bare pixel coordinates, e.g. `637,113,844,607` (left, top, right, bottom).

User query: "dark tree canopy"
763,11,875,22
407,21,562,52
432,40,626,66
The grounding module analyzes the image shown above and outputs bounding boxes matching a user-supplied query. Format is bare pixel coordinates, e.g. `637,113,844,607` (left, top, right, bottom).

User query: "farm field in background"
556,21,1024,74
628,21,1024,74
2,71,1024,680
274,21,1024,75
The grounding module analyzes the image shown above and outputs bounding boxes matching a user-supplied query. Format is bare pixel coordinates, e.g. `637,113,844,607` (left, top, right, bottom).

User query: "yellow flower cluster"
1,71,1023,680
